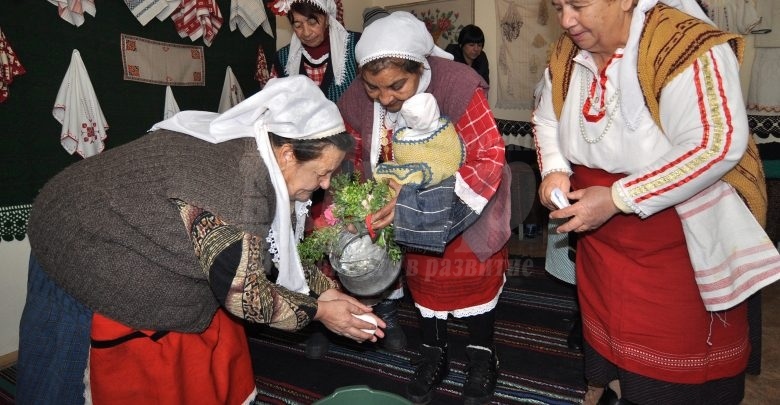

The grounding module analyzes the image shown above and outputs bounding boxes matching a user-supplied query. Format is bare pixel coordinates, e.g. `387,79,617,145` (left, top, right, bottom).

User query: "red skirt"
572,165,749,384
404,233,507,312
89,308,256,404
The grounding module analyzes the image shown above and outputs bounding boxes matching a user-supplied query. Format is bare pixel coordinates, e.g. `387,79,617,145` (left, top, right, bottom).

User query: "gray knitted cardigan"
27,130,276,333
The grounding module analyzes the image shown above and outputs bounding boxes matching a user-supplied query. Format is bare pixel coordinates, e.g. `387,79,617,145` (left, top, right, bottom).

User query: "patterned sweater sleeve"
170,198,333,331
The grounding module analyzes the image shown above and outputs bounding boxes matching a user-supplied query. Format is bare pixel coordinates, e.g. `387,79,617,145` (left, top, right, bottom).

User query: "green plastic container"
314,385,412,405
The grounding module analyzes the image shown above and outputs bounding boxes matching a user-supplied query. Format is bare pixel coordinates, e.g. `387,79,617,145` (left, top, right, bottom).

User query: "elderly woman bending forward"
17,76,385,404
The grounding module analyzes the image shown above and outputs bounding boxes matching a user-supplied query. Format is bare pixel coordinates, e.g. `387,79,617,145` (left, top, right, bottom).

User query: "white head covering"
354,11,453,168
620,0,715,131
274,0,349,86
151,75,345,294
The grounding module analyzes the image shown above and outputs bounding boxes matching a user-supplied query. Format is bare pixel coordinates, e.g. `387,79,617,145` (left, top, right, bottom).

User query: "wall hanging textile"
217,65,245,112
164,85,181,119
48,0,96,27
0,27,26,103
54,49,109,159
172,0,224,46
229,0,273,37
124,0,177,26
121,33,206,86
254,45,271,88
494,0,562,110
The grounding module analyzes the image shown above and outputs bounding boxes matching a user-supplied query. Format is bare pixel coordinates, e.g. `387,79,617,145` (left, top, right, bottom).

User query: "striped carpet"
0,364,14,405
249,256,587,404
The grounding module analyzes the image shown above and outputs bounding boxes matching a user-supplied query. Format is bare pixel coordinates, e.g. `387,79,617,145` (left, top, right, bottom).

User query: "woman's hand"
314,289,386,342
550,185,620,233
369,179,401,230
539,172,571,211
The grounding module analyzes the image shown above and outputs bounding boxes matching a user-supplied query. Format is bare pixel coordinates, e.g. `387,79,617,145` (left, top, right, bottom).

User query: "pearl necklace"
578,70,621,144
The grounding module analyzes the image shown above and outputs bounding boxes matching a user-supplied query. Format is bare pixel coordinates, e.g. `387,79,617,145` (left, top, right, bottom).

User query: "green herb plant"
298,172,402,267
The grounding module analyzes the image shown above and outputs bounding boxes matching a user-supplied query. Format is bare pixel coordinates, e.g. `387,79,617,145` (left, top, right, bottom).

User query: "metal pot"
329,230,402,297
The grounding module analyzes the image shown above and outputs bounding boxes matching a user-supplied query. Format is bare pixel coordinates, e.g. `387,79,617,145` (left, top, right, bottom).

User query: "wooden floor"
508,230,780,405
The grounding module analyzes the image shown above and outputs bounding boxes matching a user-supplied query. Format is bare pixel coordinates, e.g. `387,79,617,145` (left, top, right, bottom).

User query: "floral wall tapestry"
387,0,474,49
495,0,562,110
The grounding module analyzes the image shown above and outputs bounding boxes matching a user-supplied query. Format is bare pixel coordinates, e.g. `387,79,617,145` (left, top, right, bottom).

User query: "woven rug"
0,364,14,405
248,256,587,404
0,256,586,404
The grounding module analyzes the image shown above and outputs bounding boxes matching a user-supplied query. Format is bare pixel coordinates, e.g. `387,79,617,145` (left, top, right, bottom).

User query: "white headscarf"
151,75,345,294
354,11,454,168
275,0,349,86
620,0,715,131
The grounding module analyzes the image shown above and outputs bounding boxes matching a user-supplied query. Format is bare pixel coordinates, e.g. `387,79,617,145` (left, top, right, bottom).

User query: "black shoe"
374,299,407,352
304,330,330,359
598,386,636,405
463,345,499,405
406,344,448,404
567,313,583,351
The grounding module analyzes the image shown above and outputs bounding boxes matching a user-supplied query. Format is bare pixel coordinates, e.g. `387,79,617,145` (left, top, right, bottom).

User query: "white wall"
0,238,29,358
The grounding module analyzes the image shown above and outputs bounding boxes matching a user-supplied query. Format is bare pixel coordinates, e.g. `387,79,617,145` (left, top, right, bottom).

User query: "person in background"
534,0,776,403
16,76,384,404
362,6,390,29
339,11,511,405
445,24,490,84
269,0,358,103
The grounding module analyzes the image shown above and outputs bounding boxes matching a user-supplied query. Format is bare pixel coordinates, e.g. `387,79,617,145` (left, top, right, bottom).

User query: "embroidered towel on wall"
124,0,168,26
172,0,224,46
754,0,780,47
747,0,780,118
255,45,271,88
53,50,109,159
156,0,182,22
229,0,273,37
121,34,205,86
164,85,181,119
48,0,96,27
495,0,563,110
701,0,761,34
218,66,245,112
0,27,27,103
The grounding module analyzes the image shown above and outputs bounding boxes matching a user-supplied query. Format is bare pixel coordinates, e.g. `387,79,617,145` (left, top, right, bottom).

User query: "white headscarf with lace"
274,0,349,86
151,75,345,294
354,11,454,169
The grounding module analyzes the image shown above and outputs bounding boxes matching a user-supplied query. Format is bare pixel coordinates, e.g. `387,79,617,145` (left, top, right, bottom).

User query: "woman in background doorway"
445,24,490,84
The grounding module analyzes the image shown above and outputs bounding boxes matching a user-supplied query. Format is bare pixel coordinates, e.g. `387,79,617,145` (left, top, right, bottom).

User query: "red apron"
573,165,749,384
89,308,256,404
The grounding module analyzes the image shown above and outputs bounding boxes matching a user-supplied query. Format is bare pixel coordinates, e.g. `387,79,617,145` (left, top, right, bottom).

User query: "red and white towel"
677,180,780,311
172,0,224,46
254,45,271,88
53,50,109,159
0,27,26,103
48,0,96,27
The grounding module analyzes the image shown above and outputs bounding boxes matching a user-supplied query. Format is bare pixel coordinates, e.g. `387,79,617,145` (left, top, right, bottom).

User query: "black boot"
463,345,498,405
598,386,637,405
567,312,583,351
374,298,407,352
406,344,448,404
